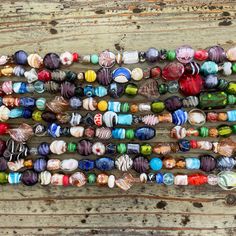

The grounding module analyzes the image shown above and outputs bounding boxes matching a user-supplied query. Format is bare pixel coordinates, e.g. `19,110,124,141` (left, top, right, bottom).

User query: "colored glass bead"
232,63,236,73
150,157,163,171
162,62,184,81
226,82,236,95
14,50,28,65
117,143,127,154
158,84,168,94
87,173,96,184
208,46,225,63
43,53,60,70
90,54,99,64
78,159,95,171
98,100,108,112
95,157,114,171
145,47,159,63
199,127,208,137
125,84,138,96
218,125,232,137
199,92,228,109
34,81,45,93
85,70,96,83
135,127,156,140
166,50,176,61
163,173,174,185
0,172,8,184
125,129,135,139
36,97,46,110
112,67,131,83
172,109,188,125
200,61,218,75
156,173,163,184
0,123,9,134
151,101,165,113
67,142,77,152
188,174,207,185
140,144,152,156
176,45,194,64
194,49,208,61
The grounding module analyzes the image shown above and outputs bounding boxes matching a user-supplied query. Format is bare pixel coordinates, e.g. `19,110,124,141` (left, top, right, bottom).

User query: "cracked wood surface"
0,0,236,235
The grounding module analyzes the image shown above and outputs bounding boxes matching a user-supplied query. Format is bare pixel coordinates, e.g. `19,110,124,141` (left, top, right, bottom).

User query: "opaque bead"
43,53,60,70
232,63,236,73
166,50,176,61
85,70,97,83
90,54,99,64
32,110,42,122
125,84,138,96
14,50,28,65
117,143,127,154
98,100,108,112
140,144,152,155
0,123,9,134
150,157,163,171
87,173,96,184
125,129,135,139
151,101,165,113
67,142,77,152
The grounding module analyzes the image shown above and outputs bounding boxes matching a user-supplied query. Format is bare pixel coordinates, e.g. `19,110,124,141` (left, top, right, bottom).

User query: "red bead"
162,62,184,81
73,53,79,62
63,175,70,186
194,50,208,61
179,74,203,96
150,66,161,79
206,112,218,122
190,140,198,149
188,174,208,185
38,70,52,82
0,123,9,134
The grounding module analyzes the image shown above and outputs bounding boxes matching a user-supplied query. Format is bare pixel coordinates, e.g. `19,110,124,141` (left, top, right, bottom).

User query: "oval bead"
194,49,208,61
172,109,188,125
43,53,60,70
61,159,78,171
208,46,225,63
135,127,156,140
78,159,95,171
95,157,115,171
226,47,236,61
112,67,131,83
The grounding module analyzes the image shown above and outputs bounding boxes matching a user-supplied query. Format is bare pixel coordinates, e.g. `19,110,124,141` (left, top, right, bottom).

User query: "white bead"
122,51,139,64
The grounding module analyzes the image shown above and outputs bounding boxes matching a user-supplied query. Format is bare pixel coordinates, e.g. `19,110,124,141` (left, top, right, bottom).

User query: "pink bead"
176,45,194,64
162,62,184,81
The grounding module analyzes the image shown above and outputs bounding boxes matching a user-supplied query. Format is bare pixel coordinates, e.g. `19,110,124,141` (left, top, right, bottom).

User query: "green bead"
0,172,8,184
87,173,96,184
90,54,99,64
166,50,176,61
67,142,76,152
125,129,134,139
32,110,43,122
218,125,232,137
167,81,179,93
231,124,236,134
232,63,236,73
151,101,165,113
226,82,236,95
199,127,208,137
140,144,152,155
158,84,168,94
228,95,236,105
217,79,228,90
121,102,130,112
117,143,127,154
125,84,138,96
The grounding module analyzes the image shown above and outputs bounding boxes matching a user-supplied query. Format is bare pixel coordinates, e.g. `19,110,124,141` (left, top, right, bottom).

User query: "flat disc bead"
43,53,60,70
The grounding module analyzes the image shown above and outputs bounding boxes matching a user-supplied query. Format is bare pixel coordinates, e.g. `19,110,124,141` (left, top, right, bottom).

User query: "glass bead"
140,144,152,155
32,110,43,122
117,143,127,154
43,53,60,70
158,84,168,94
226,47,236,61
125,129,134,139
150,157,163,171
120,103,129,112
151,101,165,113
0,172,8,184
34,81,45,93
162,62,184,81
125,84,138,96
199,127,209,137
176,45,194,64
150,66,161,79
163,173,174,185
14,50,28,65
167,81,179,93
208,46,226,63
66,71,77,83
218,125,232,137
166,50,176,61
36,98,46,110
194,49,208,61
98,100,108,112
90,54,99,64
85,70,97,83
200,61,218,75
67,142,76,152
145,47,159,63
87,173,96,184
155,173,163,184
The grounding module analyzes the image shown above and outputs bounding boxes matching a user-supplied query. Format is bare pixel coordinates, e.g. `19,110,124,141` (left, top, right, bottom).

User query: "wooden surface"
1,0,236,235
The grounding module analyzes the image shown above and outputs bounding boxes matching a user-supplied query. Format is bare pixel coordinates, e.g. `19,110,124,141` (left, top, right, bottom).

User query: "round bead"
151,101,165,113
162,62,184,81
194,50,208,61
176,45,194,64
36,98,46,111
98,100,108,112
87,173,96,184
208,46,225,63
125,84,138,96
131,68,143,81
14,50,28,65
166,50,176,61
90,54,99,64
85,70,97,82
149,157,163,171
43,53,60,70
146,47,159,63
32,110,43,122
99,50,116,68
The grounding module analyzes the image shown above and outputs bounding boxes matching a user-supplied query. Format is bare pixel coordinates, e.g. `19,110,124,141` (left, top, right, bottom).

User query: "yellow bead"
1,66,13,76
32,110,43,122
85,70,96,82
97,100,108,112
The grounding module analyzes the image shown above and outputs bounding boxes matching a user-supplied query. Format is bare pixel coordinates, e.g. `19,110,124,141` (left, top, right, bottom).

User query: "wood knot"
226,194,236,205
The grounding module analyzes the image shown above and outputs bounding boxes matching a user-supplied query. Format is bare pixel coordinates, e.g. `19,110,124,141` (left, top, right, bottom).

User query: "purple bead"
97,68,112,86
38,142,50,156
145,47,159,63
34,158,47,172
69,97,82,109
14,50,28,65
0,157,7,171
21,170,38,186
204,74,218,89
208,46,226,63
43,53,60,70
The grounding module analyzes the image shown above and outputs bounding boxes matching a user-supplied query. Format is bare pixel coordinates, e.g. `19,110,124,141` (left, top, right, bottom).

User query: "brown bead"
158,113,172,123
56,113,71,124
130,104,138,113
176,158,186,168
218,112,228,121
209,128,219,138
97,173,108,185
24,160,33,168
163,156,176,169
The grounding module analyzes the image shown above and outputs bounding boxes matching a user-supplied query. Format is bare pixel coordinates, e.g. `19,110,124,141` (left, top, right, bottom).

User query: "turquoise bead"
185,158,200,170
91,54,99,64
36,97,46,110
149,157,163,171
9,108,23,118
34,81,45,93
200,61,218,76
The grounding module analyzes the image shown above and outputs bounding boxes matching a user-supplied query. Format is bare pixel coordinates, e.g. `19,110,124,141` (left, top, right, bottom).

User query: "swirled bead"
51,173,69,186
94,86,107,97
47,159,61,170
21,170,38,186
69,172,86,187
95,157,114,171
176,45,194,64
77,139,92,156
108,101,121,112
222,62,232,76
135,127,156,140
43,53,60,70
208,46,226,63
200,61,218,75
50,140,67,155
185,157,200,169
133,156,149,173
200,155,216,172
39,171,51,185
84,85,94,97
34,158,47,172
48,123,61,138
51,70,66,82
2,81,13,94
216,156,236,170
27,53,43,68
103,111,118,127
36,97,46,110
61,82,75,99
204,74,218,89
69,97,82,109
44,81,60,93
115,154,133,171
13,66,26,77
112,128,125,139
70,113,82,126
108,83,124,98
0,106,10,121
95,127,112,139
38,142,50,156
178,139,190,152
8,172,21,184
172,109,188,125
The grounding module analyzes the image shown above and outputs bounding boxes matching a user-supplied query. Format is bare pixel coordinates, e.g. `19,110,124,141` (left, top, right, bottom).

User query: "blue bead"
178,139,190,152
185,157,200,169
78,159,95,171
95,157,114,171
20,97,36,107
14,50,28,65
8,172,22,184
117,114,132,125
106,143,117,154
69,97,82,109
112,67,131,83
84,85,94,97
108,101,121,112
9,108,23,118
227,110,236,122
155,173,163,184
38,142,50,156
112,128,125,139
200,61,218,76
13,82,27,94
48,123,61,138
135,127,156,140
172,109,188,125
94,86,107,97
34,158,47,172
22,108,32,119
163,173,174,185
150,157,163,171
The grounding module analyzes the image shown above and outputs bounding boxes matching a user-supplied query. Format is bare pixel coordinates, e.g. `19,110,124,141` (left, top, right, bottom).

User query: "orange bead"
130,104,138,113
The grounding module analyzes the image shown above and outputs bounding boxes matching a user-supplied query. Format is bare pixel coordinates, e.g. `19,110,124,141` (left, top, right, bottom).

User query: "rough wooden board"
1,0,236,236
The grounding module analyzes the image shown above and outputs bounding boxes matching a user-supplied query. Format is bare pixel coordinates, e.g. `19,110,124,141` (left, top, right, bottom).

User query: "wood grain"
1,0,236,235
